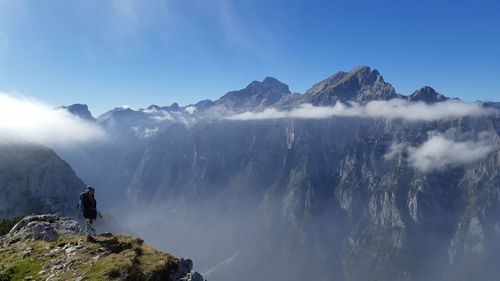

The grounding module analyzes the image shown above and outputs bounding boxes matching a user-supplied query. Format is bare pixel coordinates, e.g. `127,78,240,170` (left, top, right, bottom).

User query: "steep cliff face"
0,143,84,220
336,116,499,281
59,104,96,122
120,114,500,281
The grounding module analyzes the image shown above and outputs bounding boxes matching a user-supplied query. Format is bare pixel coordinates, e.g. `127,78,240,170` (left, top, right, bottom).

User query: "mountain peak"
147,105,161,111
303,66,397,104
215,77,291,110
163,102,180,111
262,76,283,85
409,86,449,103
60,104,96,122
350,65,372,74
246,77,290,93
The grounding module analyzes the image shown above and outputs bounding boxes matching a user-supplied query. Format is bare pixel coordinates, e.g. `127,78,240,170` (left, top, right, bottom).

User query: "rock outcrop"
59,104,96,122
4,214,81,243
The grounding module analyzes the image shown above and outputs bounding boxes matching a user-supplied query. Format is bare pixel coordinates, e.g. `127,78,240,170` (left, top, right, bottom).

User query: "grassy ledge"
0,234,179,281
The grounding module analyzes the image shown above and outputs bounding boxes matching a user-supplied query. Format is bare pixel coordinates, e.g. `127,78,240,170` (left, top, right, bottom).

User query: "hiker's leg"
85,219,95,236
88,219,96,236
85,219,90,236
85,219,97,242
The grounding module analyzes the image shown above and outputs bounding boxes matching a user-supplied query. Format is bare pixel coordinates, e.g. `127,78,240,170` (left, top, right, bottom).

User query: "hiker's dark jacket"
80,192,97,220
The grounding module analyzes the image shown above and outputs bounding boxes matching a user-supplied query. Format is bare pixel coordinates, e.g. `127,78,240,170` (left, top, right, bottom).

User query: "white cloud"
407,132,498,172
143,107,158,114
185,106,196,114
0,93,106,147
131,126,158,138
385,131,499,172
150,111,173,121
226,99,497,121
384,142,405,161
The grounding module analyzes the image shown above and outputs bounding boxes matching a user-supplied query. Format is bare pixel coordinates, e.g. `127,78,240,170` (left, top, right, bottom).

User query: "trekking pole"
97,210,103,220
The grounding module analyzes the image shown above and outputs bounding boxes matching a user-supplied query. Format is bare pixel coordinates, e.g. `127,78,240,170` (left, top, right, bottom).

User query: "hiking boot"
86,236,97,243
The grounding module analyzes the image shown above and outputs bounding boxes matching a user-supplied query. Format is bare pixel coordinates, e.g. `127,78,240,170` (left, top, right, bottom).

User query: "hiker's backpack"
78,192,87,211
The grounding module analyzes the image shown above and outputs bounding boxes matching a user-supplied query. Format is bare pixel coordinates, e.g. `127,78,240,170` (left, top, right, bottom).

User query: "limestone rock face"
120,114,500,281
0,142,84,220
303,66,400,104
59,104,96,122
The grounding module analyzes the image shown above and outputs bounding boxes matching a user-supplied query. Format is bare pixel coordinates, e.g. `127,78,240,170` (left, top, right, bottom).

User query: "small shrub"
0,216,25,236
0,273,11,281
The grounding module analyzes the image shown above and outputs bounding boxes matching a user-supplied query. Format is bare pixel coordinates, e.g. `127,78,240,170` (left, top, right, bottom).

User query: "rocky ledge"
0,214,205,281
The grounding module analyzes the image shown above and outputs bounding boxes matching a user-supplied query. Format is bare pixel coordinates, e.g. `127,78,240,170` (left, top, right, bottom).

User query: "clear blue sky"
0,0,498,116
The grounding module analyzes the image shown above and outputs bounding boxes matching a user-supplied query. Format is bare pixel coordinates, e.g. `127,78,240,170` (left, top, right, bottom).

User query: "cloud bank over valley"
0,93,106,147
226,99,497,121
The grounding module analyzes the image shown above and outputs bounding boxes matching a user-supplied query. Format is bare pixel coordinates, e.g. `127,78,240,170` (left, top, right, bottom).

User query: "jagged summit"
60,104,96,122
262,76,289,88
303,66,399,105
146,104,161,111
215,76,291,111
236,76,290,95
194,99,215,109
96,106,131,123
163,102,180,111
409,86,449,103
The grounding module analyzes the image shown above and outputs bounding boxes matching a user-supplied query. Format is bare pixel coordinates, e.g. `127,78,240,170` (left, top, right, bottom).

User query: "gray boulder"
182,272,204,281
5,214,81,242
171,258,206,281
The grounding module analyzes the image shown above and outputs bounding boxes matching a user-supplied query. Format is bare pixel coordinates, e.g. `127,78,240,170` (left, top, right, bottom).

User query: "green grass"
6,263,42,281
0,273,11,281
0,240,50,281
0,234,179,281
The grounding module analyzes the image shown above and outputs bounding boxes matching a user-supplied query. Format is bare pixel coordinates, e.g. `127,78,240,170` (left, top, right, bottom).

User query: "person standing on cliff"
77,186,98,242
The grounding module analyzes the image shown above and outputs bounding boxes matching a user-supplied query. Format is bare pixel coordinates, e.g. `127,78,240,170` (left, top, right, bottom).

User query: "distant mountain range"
65,66,470,127
26,66,500,281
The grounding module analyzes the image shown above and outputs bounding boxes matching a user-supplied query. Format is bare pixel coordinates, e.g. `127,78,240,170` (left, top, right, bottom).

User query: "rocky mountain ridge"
66,66,458,126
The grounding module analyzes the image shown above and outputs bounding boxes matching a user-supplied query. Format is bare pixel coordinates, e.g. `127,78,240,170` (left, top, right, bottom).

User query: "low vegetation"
0,216,24,236
0,234,179,281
